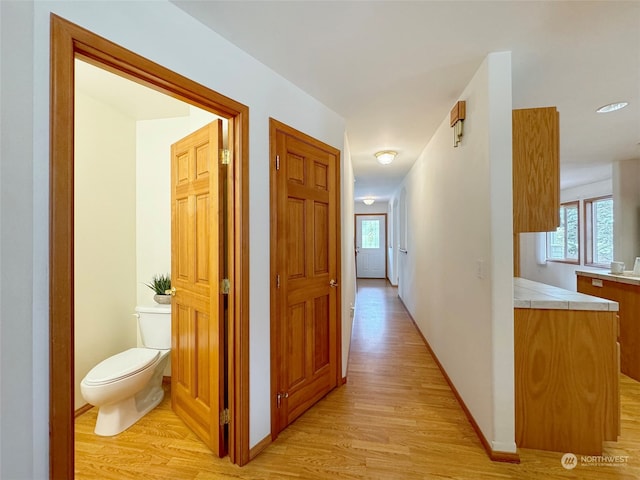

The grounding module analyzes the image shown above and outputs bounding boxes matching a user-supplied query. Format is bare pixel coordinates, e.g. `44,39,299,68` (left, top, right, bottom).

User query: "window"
547,202,579,263
361,220,380,249
585,196,613,267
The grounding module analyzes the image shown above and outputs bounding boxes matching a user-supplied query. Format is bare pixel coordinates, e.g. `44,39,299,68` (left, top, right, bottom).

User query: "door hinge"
276,274,280,289
276,154,280,171
219,408,230,425
219,149,230,165
220,278,230,295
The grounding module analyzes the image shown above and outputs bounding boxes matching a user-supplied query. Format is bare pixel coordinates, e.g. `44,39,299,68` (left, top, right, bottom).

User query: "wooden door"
270,120,341,435
355,214,387,278
171,121,226,456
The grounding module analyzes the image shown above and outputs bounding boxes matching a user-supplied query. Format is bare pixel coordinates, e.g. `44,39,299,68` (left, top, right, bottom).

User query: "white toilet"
80,304,171,436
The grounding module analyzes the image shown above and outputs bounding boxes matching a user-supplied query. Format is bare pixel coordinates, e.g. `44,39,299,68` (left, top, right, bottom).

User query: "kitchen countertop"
576,269,640,287
515,277,618,311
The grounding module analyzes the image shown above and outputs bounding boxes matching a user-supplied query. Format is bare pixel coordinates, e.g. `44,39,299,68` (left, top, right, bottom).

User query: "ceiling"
171,1,639,202
75,60,191,120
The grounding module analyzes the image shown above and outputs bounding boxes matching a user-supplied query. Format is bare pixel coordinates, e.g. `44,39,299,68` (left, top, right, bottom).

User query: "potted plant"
145,274,172,304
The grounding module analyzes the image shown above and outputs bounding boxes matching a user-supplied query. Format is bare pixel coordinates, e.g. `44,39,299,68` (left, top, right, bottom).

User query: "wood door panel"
176,198,190,282
286,153,305,184
313,161,328,190
286,197,306,280
175,303,194,390
286,302,307,389
195,193,211,286
313,295,330,371
177,152,190,185
314,202,329,275
195,143,211,179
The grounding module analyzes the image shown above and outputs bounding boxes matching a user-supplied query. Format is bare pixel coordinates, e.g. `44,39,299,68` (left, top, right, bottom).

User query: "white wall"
0,2,347,475
136,107,218,306
392,52,515,453
613,159,640,268
0,2,39,478
341,135,356,377
74,91,138,409
520,178,612,291
354,202,388,214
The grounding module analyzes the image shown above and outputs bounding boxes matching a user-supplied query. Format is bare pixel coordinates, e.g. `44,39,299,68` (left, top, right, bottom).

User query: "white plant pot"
153,294,171,305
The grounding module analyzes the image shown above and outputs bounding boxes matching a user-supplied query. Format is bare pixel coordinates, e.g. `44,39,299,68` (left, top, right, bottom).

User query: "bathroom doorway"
74,60,230,454
50,15,250,479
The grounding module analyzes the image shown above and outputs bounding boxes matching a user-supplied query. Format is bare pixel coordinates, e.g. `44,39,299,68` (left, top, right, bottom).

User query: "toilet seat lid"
83,348,160,385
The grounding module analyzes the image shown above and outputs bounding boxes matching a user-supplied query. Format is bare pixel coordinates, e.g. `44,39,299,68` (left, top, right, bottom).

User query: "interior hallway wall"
392,52,515,453
341,134,356,377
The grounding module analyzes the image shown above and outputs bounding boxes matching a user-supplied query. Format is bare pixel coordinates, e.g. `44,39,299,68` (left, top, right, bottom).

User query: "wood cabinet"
512,107,560,233
515,308,619,454
578,275,640,381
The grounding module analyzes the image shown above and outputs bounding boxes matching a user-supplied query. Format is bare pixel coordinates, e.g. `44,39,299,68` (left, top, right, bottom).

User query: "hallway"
76,279,640,479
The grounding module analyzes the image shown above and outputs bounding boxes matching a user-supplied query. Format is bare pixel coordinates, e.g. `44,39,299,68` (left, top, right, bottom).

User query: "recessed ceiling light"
596,102,628,113
375,150,397,165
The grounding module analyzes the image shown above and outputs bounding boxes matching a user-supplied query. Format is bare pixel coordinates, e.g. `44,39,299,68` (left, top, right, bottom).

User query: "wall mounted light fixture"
375,150,397,165
450,100,466,147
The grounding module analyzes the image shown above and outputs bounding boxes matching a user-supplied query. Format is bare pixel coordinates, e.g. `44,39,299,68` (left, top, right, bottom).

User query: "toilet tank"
135,305,171,350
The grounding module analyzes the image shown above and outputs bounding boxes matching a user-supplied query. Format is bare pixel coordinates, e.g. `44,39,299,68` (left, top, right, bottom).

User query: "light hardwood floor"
76,279,640,479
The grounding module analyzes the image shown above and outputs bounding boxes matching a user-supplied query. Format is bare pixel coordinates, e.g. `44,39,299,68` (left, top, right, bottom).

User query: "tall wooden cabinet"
513,106,560,233
512,106,560,276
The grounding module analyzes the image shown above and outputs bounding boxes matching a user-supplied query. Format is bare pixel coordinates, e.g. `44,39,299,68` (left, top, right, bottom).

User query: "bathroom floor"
75,382,224,479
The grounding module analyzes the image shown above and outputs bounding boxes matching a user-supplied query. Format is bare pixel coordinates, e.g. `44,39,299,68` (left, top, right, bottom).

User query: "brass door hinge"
220,408,230,425
221,278,230,295
276,154,280,170
219,149,230,165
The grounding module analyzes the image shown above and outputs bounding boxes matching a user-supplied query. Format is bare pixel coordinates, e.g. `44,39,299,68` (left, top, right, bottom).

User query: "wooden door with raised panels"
170,120,225,456
270,119,342,436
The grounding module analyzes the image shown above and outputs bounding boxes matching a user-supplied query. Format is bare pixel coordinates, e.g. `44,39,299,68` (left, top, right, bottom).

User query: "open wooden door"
270,119,342,436
170,120,226,456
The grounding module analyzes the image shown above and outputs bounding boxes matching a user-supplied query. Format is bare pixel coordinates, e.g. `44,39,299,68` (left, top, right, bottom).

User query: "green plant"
145,274,171,295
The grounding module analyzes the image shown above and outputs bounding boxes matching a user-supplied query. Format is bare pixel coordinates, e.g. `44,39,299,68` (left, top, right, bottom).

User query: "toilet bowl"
80,305,171,436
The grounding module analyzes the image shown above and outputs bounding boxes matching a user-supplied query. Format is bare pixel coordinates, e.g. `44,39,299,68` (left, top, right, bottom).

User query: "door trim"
354,213,388,279
50,15,250,478
268,118,342,439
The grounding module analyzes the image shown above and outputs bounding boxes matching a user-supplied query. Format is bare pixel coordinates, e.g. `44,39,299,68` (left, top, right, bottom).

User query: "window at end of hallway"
361,220,380,249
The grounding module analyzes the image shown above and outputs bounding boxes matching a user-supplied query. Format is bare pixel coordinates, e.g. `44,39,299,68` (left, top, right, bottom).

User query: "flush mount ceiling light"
596,102,628,113
375,150,397,165
363,197,375,206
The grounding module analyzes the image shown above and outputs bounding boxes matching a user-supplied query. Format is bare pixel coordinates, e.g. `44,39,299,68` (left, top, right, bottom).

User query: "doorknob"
165,287,176,296
329,279,339,288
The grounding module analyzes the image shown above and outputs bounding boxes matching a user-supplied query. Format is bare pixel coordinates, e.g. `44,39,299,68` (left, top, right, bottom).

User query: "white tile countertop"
514,277,618,311
576,269,640,287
